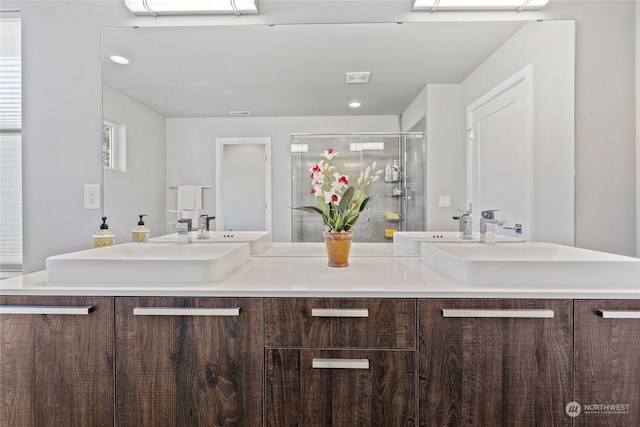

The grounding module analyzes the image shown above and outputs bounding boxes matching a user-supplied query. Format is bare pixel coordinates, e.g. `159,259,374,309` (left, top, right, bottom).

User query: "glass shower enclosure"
291,132,426,243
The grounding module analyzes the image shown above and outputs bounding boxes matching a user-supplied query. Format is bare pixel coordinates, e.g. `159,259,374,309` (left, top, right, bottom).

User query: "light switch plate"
439,195,451,207
84,184,101,209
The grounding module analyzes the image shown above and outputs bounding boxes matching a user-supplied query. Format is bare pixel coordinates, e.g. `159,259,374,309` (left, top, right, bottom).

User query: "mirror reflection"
102,20,574,243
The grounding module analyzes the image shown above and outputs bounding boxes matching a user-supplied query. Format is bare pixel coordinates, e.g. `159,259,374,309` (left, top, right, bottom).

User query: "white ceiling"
102,21,526,117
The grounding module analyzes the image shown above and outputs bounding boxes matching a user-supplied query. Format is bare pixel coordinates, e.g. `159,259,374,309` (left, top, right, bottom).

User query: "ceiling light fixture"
349,101,362,109
109,54,131,65
412,0,549,12
124,0,258,16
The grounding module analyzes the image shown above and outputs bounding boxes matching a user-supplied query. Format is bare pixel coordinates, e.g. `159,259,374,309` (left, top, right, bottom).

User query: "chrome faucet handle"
481,209,499,220
503,223,523,234
453,208,471,219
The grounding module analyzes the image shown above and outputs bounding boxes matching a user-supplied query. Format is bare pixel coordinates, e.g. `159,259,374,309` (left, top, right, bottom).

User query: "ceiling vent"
229,110,251,116
345,72,371,84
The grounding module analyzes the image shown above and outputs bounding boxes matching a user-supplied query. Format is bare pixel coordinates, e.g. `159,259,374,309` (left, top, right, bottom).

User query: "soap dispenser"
132,214,150,243
93,217,116,248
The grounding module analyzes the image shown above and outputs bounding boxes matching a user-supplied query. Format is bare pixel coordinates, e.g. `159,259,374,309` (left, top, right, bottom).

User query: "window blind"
0,16,22,273
0,17,20,130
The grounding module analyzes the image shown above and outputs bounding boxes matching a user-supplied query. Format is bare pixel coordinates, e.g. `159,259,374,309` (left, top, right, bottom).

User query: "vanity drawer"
264,298,416,348
265,348,416,426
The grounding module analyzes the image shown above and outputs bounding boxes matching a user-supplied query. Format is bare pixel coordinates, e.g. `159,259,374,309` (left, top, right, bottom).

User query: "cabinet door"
115,297,263,427
266,349,416,426
574,300,640,426
419,299,572,427
0,296,114,426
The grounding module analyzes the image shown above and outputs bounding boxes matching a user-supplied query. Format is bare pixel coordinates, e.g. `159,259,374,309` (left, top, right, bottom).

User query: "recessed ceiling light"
109,55,131,65
349,101,362,108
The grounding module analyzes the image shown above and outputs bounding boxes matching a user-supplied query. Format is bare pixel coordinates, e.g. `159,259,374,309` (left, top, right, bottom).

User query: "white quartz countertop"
2,243,639,299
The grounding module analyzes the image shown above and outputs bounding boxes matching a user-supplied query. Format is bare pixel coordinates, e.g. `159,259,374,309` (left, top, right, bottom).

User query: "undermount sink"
46,243,250,285
393,231,524,255
149,231,271,254
421,242,640,288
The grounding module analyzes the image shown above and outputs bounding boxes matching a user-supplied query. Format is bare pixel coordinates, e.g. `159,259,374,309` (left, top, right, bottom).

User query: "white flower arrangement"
295,148,382,232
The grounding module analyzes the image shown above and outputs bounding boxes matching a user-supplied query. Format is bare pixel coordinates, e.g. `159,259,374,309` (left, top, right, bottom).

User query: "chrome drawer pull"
442,309,554,318
597,310,640,319
0,305,93,315
311,308,369,318
312,358,370,370
133,307,240,316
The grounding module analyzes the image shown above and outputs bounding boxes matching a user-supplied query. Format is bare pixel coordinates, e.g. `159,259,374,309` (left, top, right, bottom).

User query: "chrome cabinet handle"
442,308,554,318
0,305,93,315
311,308,369,318
133,307,240,316
597,310,640,319
312,358,370,370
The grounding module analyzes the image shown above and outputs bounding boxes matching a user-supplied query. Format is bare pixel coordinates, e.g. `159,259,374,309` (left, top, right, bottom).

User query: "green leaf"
293,206,325,215
314,197,329,213
343,212,360,229
338,186,354,211
359,194,375,212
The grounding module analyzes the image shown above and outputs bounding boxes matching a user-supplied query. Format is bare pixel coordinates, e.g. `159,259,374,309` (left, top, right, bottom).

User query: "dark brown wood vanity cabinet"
0,296,115,426
114,297,263,427
418,299,573,427
264,298,418,426
574,300,640,427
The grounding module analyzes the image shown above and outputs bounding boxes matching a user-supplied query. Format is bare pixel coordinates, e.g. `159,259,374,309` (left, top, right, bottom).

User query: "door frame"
466,64,533,240
215,137,272,231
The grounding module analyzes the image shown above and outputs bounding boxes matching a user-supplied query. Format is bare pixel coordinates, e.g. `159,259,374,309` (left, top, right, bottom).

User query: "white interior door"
215,137,271,231
467,66,533,241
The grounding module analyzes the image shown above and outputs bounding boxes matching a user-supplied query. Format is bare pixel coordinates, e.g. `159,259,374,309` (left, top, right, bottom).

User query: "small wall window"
103,119,126,171
102,121,113,168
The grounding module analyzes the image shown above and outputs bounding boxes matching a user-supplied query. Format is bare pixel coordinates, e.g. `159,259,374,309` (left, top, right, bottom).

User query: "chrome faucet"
453,209,473,239
168,221,191,243
479,210,499,233
197,210,212,240
167,214,191,243
480,210,506,244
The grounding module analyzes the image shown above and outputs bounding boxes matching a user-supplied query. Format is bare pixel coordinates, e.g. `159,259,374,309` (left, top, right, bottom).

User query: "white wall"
401,87,428,133
3,0,637,271
425,85,464,230
401,85,467,232
102,86,166,241
547,1,636,256
461,20,575,246
637,1,639,257
166,115,399,242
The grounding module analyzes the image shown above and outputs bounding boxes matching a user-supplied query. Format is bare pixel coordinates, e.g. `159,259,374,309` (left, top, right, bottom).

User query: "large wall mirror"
102,20,574,243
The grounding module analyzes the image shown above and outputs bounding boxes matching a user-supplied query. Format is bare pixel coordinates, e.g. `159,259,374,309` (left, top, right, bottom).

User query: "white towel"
177,185,203,227
178,185,195,210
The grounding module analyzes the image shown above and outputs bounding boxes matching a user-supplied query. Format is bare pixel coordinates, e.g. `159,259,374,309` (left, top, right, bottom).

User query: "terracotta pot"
323,231,352,268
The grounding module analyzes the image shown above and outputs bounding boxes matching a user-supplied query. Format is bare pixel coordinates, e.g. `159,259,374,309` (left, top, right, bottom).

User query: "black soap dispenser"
132,214,150,243
93,217,116,247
